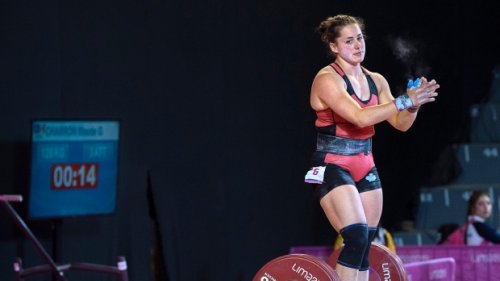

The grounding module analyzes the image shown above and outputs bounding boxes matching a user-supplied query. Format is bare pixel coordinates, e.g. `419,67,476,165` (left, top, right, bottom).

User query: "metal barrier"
0,195,129,281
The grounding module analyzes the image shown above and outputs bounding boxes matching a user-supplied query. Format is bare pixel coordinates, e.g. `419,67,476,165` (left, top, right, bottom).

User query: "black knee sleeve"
337,223,369,269
360,227,378,271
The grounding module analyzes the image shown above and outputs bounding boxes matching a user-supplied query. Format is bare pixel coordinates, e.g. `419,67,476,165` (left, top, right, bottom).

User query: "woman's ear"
329,42,338,55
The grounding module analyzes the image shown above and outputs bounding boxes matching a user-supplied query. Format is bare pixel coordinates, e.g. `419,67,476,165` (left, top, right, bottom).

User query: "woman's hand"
407,77,440,107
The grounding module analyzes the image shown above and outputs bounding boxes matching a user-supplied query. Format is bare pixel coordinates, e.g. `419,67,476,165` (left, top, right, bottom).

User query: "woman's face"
472,194,492,219
329,24,365,64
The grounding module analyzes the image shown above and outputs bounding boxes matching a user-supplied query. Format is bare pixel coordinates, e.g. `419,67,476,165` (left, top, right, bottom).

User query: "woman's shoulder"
362,67,384,80
316,65,335,76
471,220,497,235
472,220,493,228
363,68,389,90
313,65,343,85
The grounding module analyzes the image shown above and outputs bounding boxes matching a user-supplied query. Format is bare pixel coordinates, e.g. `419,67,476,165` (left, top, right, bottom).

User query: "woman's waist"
315,133,372,155
315,123,374,139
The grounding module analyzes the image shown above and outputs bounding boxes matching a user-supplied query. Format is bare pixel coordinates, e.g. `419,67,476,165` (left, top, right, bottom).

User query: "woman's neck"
334,59,363,77
469,214,486,222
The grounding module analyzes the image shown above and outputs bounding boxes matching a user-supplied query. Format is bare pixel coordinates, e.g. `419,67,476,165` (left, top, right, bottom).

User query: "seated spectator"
465,190,500,245
440,190,500,245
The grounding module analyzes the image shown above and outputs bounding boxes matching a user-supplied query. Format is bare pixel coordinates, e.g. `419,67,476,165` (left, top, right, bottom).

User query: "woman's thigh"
360,188,383,227
319,184,367,231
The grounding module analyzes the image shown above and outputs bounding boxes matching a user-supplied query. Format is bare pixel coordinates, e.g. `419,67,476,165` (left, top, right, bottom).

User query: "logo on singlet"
365,173,377,182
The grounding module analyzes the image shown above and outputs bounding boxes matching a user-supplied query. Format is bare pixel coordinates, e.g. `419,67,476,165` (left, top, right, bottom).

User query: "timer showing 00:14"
50,163,99,190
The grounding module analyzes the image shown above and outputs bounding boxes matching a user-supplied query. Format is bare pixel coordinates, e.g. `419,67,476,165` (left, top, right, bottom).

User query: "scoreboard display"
28,120,120,219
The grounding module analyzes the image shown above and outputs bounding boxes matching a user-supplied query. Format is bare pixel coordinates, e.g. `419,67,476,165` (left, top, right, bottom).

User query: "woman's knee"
337,223,369,269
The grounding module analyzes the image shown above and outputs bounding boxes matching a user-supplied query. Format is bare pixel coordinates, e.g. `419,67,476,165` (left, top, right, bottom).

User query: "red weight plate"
369,243,407,281
253,254,340,281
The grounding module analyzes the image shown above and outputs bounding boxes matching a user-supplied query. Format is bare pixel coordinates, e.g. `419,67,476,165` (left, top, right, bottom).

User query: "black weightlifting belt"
316,133,372,155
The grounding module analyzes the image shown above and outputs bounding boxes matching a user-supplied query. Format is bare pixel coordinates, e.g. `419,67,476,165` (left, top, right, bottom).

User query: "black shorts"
309,152,382,200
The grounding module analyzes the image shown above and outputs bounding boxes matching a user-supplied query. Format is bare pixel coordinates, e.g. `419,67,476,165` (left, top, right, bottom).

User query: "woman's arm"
312,71,439,130
311,72,401,128
375,73,419,131
473,222,500,244
375,73,439,131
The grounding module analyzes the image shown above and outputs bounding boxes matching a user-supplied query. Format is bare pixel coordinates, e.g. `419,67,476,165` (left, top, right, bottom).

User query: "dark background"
1,0,499,280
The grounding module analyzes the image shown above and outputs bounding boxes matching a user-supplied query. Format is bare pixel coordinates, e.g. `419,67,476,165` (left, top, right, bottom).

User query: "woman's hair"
467,190,489,216
316,14,366,47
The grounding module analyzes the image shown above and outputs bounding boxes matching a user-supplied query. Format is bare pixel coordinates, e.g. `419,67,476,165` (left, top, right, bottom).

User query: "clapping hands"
406,77,440,107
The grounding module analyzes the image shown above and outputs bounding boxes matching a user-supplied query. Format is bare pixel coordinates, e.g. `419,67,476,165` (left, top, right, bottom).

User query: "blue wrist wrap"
394,93,413,111
406,78,421,112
